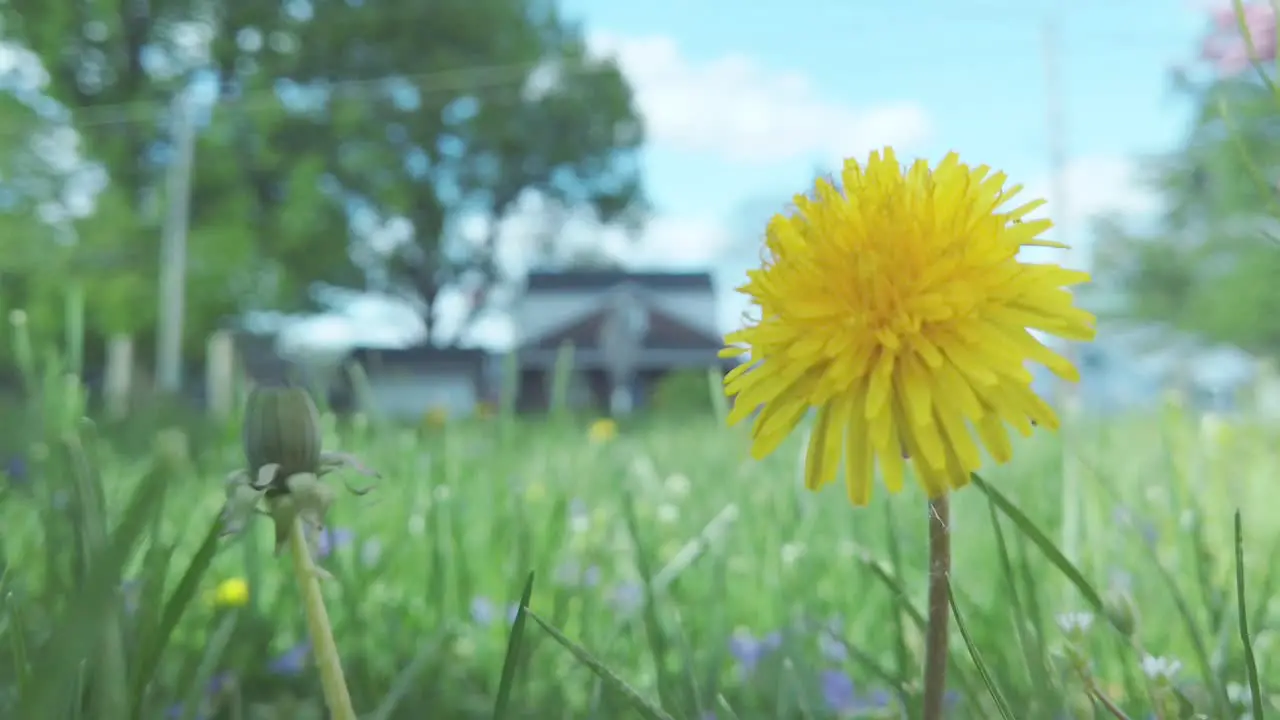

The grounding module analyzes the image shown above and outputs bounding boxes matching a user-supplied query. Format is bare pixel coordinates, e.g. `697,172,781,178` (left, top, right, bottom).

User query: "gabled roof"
346,345,487,371
526,271,713,292
522,303,722,351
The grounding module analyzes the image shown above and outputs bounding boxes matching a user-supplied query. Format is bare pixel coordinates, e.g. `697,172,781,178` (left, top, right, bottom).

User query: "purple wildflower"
120,580,141,615
728,630,783,676
471,597,496,626
820,671,893,715
821,671,857,713
316,527,354,559
554,561,603,588
4,455,27,485
818,631,848,663
268,642,310,675
609,582,644,613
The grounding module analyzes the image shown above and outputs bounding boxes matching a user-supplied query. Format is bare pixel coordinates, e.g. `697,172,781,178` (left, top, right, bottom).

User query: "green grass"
1,394,1276,719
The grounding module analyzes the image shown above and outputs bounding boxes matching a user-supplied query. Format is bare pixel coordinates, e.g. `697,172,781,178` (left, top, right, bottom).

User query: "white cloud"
1043,155,1161,227
588,32,933,165
1021,155,1162,267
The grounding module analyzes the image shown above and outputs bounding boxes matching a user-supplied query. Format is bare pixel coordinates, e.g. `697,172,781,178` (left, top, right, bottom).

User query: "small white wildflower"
1200,412,1228,446
569,514,590,534
554,560,581,585
663,473,690,497
656,503,679,524
1141,654,1182,682
780,542,806,566
1056,612,1095,635
1109,569,1134,594
1179,509,1195,531
407,513,426,536
360,538,382,566
837,540,857,559
1227,681,1253,705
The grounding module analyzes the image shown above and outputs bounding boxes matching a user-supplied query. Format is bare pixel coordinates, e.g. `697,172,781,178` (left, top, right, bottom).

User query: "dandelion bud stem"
922,494,952,720
287,516,357,720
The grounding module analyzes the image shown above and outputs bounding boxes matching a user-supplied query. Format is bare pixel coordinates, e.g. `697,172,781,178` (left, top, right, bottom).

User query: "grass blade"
129,514,224,716
177,612,238,720
970,474,1106,616
525,609,676,720
984,493,1057,712
491,571,536,720
619,490,679,713
367,627,457,720
948,584,1016,720
1146,546,1232,719
1234,511,1266,720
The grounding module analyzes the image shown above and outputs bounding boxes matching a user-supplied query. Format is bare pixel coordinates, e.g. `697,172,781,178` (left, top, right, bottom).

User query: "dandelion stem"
287,516,357,720
922,494,951,720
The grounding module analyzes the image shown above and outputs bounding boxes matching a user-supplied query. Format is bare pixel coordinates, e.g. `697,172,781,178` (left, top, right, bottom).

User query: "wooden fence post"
206,330,236,421
103,334,133,420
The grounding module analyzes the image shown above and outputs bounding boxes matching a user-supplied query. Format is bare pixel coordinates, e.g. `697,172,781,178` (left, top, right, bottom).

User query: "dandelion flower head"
213,577,250,608
722,148,1096,505
587,418,618,444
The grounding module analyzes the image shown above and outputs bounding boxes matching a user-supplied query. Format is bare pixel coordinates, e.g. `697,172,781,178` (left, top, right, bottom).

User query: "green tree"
278,0,648,340
3,0,647,360
1092,74,1280,356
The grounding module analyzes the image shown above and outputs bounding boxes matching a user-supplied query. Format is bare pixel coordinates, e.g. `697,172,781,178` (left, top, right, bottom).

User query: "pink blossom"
1201,1,1277,74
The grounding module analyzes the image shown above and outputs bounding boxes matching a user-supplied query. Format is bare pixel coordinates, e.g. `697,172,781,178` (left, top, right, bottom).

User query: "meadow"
0,341,1275,720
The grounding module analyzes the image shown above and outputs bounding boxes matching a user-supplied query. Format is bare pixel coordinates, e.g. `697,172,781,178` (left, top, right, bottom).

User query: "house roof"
522,303,722,351
233,330,295,385
346,345,488,370
526,271,713,292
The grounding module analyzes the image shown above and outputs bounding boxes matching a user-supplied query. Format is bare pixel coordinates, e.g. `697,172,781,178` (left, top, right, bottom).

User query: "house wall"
363,371,479,421
517,289,718,346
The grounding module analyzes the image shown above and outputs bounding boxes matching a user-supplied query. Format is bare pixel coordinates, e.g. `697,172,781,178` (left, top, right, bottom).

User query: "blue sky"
586,0,1203,199
463,0,1216,339
277,0,1226,349
559,0,1204,247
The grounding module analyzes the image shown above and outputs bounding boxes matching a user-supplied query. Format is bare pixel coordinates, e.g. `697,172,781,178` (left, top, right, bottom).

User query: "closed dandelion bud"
1104,590,1138,637
242,385,322,487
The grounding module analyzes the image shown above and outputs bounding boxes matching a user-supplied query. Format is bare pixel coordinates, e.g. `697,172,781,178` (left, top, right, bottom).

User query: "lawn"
0,393,1276,719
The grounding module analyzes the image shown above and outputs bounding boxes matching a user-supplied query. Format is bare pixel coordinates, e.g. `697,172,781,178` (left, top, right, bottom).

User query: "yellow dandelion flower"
722,148,1095,505
423,406,449,427
213,577,250,608
587,418,618,444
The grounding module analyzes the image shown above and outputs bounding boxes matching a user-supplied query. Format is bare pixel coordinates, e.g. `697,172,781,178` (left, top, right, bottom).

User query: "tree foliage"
1092,67,1280,356
0,0,646,367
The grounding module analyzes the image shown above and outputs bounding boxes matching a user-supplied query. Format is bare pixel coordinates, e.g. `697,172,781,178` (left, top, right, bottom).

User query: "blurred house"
1034,319,1276,415
329,345,491,421
509,271,730,413
233,329,297,387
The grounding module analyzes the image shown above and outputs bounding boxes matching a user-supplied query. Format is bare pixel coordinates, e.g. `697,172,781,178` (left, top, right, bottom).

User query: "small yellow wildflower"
723,148,1096,505
423,406,449,427
587,418,618,444
213,577,250,608
525,481,548,502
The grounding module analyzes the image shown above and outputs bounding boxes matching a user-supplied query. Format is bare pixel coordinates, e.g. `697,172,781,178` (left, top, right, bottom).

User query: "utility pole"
156,92,196,394
1043,8,1086,574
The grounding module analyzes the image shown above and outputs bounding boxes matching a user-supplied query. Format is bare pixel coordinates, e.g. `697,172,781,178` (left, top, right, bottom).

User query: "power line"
2,58,600,135
0,12,1205,136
